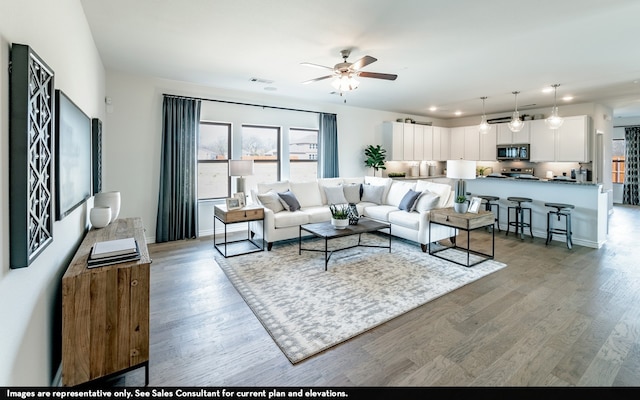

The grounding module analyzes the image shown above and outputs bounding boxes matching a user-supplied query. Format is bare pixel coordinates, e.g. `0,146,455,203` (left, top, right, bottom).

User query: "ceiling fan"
301,49,397,92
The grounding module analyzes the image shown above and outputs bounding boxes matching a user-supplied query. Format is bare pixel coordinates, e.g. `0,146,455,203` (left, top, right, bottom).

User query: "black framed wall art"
55,90,91,220
92,118,102,194
9,44,55,268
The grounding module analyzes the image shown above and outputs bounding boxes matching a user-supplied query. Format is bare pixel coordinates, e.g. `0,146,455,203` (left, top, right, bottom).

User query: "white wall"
104,70,445,242
0,0,105,385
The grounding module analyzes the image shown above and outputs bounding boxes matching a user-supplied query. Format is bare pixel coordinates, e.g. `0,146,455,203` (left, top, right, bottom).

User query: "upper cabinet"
478,123,497,161
530,115,591,162
383,121,446,161
432,126,450,161
496,122,530,145
449,125,495,161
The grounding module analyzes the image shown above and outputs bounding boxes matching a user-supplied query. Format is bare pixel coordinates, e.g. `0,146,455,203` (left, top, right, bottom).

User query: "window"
198,122,230,199
241,125,280,191
612,139,625,184
289,128,318,181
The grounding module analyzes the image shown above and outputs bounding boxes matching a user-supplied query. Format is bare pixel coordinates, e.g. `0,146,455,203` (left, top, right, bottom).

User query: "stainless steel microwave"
497,144,529,160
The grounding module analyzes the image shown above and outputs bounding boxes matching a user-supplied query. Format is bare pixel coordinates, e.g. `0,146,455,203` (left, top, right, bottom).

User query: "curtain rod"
163,93,336,116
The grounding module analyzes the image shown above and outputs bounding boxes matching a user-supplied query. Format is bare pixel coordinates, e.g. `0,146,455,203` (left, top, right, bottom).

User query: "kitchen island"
464,177,608,248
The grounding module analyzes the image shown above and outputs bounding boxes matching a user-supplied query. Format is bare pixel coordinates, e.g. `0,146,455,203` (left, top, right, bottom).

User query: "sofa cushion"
342,183,362,204
302,206,332,223
317,178,343,205
415,181,452,209
361,184,385,204
257,180,290,194
413,191,440,212
364,176,392,203
278,190,301,211
388,210,420,230
257,191,285,213
324,185,348,205
398,189,422,211
273,211,309,228
386,181,417,207
363,205,398,221
290,181,323,208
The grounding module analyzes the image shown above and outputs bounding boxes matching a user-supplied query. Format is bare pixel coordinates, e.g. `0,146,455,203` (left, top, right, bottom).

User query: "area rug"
215,234,506,364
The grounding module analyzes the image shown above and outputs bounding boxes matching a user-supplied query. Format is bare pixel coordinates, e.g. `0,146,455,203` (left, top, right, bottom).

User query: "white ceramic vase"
94,191,121,222
454,202,468,214
90,206,112,228
331,218,349,230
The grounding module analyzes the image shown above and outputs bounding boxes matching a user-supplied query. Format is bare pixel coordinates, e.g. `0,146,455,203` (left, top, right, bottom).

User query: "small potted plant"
454,195,468,213
364,144,387,176
329,204,349,229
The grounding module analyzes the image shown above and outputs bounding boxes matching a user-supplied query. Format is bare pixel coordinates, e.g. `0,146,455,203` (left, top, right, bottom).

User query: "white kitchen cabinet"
530,115,591,162
449,127,465,160
382,121,405,161
464,126,480,160
432,126,450,161
478,123,497,161
496,122,530,144
402,123,415,160
421,125,434,161
413,124,424,160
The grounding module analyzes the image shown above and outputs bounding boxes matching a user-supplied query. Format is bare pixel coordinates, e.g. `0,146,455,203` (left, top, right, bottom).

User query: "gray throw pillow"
278,190,301,211
399,189,422,211
257,191,285,213
342,183,361,204
324,186,348,205
361,184,384,204
413,191,440,212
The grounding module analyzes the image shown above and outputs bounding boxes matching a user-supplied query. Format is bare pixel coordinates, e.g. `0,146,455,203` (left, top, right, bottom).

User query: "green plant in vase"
329,204,349,229
454,195,468,213
364,144,387,176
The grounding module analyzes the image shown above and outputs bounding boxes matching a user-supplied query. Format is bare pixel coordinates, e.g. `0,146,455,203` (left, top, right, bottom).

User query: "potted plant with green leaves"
329,204,349,229
454,195,468,213
364,144,387,177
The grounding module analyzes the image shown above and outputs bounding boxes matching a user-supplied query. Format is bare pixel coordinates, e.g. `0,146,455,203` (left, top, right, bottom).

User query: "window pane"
199,123,229,160
289,129,318,160
289,162,318,181
198,163,229,199
242,125,279,159
245,162,278,193
612,139,625,157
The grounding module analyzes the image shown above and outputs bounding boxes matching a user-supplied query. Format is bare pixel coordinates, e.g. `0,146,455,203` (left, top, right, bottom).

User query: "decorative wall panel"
9,44,55,268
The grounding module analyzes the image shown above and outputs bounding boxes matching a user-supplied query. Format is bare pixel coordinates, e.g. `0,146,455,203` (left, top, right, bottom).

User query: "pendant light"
545,84,564,129
508,91,524,133
478,96,491,134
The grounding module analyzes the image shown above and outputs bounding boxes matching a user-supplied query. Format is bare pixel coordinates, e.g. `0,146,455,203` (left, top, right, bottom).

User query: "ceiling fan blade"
358,71,398,81
301,75,334,84
350,55,377,71
300,62,335,71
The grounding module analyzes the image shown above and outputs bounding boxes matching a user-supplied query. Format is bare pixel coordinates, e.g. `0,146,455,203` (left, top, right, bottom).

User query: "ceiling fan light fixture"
331,73,359,92
545,84,564,130
478,96,491,134
508,91,524,133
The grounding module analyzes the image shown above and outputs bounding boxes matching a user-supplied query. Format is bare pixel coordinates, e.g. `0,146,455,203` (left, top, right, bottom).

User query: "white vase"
331,218,349,230
90,207,112,228
454,202,468,213
94,191,121,222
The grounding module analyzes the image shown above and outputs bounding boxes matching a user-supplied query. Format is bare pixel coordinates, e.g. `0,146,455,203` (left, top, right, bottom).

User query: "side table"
429,207,495,267
214,204,264,257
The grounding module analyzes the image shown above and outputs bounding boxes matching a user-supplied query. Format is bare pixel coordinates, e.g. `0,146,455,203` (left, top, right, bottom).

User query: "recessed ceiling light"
429,106,438,111
542,87,554,93
264,86,277,91
562,95,573,101
454,111,462,116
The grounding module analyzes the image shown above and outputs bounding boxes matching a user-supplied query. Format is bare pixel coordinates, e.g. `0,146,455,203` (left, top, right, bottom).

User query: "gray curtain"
623,126,640,205
318,113,339,178
156,95,201,242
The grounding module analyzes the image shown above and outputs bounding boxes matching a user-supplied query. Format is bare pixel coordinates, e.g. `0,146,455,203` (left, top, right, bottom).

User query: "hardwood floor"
119,205,640,387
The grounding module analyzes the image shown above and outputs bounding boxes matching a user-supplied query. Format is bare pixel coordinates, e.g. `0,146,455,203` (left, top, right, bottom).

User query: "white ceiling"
80,0,640,120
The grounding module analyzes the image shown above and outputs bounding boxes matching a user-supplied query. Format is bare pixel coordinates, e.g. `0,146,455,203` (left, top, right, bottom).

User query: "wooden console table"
61,217,151,386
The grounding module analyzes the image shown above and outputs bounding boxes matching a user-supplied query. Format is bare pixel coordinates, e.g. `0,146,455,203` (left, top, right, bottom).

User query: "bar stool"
477,195,500,232
545,202,575,249
506,197,533,240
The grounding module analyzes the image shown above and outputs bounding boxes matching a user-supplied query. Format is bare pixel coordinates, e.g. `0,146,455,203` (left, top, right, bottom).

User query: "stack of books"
88,237,140,268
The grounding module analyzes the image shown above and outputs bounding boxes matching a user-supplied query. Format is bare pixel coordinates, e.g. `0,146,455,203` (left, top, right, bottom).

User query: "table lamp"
446,160,476,200
229,160,254,194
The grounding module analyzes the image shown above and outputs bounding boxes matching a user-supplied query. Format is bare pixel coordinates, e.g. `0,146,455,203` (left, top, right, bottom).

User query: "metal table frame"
429,217,495,268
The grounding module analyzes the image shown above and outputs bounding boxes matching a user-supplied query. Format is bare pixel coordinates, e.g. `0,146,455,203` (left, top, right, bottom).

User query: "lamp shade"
446,160,476,180
229,160,254,176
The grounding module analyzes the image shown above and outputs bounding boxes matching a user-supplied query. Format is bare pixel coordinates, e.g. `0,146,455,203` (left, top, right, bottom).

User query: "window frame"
197,121,232,201
612,138,625,184
241,124,282,182
289,127,319,179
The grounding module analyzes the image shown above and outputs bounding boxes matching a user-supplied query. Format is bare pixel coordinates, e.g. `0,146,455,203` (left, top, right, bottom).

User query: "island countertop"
477,176,599,186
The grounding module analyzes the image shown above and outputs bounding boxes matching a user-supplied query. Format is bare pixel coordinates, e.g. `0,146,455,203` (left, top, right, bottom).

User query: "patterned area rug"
215,234,506,364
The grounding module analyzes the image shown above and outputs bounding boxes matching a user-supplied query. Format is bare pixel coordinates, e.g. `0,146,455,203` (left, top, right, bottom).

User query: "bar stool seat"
545,202,575,249
477,195,500,231
506,197,533,240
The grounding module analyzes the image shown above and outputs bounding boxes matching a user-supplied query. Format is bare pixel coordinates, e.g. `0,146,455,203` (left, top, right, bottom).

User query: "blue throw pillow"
399,189,422,211
278,190,301,211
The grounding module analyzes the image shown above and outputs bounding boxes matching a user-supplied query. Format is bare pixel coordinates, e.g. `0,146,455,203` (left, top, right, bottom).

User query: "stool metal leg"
566,212,573,249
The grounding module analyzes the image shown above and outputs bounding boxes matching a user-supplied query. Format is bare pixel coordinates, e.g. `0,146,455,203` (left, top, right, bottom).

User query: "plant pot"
331,217,349,230
454,202,468,213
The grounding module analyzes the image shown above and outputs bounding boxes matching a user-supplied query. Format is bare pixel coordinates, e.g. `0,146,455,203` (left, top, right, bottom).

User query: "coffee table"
299,218,391,271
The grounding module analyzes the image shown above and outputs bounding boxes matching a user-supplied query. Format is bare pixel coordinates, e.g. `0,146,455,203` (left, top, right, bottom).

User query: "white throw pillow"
341,183,362,204
361,184,385,204
364,176,392,203
413,191,440,212
415,181,452,209
256,190,285,213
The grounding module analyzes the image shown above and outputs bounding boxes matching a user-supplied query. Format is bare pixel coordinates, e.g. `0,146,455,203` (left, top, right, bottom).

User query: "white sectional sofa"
249,176,457,252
